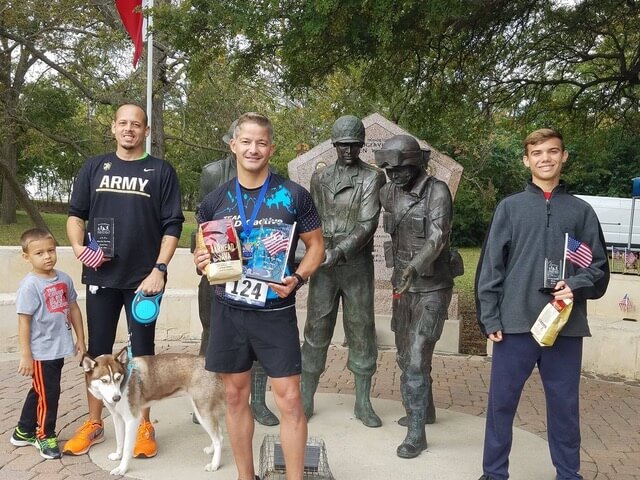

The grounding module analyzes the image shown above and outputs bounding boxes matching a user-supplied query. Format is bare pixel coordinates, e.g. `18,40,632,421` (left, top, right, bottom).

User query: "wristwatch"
292,272,307,291
154,263,168,273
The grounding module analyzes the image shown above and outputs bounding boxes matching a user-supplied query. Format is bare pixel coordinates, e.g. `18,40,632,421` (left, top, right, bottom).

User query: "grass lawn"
454,247,486,355
454,247,480,297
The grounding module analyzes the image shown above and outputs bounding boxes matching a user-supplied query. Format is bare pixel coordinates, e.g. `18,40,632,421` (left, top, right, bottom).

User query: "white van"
576,195,640,248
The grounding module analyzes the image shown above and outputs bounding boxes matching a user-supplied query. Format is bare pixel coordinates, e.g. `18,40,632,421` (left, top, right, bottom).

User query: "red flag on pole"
115,0,144,68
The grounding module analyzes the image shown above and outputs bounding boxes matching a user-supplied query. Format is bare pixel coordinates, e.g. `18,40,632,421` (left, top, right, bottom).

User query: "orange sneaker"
133,420,157,458
62,420,104,455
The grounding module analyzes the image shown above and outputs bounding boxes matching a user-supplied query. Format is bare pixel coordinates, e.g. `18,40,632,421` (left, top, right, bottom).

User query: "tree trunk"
0,141,18,224
148,0,174,159
150,36,167,158
0,88,19,224
0,159,47,229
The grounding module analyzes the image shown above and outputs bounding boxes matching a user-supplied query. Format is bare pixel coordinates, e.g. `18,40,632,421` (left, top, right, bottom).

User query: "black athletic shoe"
10,426,37,448
36,436,62,459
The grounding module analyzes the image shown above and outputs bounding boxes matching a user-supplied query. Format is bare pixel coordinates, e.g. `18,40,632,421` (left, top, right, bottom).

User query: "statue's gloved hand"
321,248,344,268
396,265,417,294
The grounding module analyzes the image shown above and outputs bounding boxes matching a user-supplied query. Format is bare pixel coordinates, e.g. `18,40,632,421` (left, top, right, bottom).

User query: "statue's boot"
354,374,382,427
301,371,320,419
250,363,279,426
396,410,427,459
398,384,436,426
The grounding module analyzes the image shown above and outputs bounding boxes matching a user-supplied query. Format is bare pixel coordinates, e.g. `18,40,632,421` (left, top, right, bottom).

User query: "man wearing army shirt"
65,103,184,457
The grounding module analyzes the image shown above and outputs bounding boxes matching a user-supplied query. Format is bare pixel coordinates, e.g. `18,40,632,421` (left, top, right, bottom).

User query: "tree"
487,0,640,131
0,0,129,225
196,0,639,244
0,0,191,225
18,80,90,202
217,0,639,132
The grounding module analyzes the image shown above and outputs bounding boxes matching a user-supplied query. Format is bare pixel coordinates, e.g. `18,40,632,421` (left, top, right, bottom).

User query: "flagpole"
562,233,568,279
145,0,154,154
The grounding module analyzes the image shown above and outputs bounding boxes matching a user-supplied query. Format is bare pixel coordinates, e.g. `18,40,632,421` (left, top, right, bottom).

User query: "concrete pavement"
88,394,554,479
1,341,639,479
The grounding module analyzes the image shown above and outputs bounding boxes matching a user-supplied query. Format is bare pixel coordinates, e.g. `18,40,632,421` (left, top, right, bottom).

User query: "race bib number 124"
224,277,268,307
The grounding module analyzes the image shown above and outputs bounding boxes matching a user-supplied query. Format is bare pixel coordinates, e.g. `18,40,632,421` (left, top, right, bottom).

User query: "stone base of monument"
88,393,555,480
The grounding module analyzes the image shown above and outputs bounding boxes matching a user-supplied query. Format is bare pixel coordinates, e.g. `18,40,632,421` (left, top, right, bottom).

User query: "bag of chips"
197,219,242,284
530,298,574,346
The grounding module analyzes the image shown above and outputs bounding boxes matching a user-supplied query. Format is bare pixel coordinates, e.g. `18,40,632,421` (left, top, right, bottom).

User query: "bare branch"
0,26,116,106
164,134,226,154
15,115,92,158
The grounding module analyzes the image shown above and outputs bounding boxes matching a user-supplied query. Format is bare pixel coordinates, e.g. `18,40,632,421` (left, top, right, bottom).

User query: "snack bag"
531,298,574,346
198,219,242,284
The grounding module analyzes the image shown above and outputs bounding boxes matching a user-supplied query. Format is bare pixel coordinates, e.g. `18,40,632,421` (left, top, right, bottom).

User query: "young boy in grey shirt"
11,228,86,459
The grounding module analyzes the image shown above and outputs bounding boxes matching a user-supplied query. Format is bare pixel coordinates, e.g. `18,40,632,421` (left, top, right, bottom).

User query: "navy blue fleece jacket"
475,182,609,337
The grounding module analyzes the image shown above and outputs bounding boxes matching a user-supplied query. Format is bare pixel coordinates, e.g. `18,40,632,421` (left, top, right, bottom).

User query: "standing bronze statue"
301,115,386,427
196,120,278,427
375,135,455,458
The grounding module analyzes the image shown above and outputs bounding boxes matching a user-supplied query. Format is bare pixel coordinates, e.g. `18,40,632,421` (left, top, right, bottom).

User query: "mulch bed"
458,295,487,356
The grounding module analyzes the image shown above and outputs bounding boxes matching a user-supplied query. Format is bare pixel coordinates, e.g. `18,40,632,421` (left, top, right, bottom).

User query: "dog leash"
126,336,135,375
123,333,140,388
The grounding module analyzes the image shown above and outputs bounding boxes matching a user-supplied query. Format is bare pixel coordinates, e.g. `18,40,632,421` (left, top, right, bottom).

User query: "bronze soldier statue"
196,120,278,426
375,135,455,458
301,115,386,427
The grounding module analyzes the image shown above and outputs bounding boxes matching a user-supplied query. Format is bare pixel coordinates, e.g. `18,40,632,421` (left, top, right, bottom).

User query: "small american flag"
618,294,632,312
78,234,105,269
262,231,289,256
566,236,593,268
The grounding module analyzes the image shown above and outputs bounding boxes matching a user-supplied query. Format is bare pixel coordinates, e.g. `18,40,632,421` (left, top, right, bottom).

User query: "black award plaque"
94,218,114,257
539,257,563,294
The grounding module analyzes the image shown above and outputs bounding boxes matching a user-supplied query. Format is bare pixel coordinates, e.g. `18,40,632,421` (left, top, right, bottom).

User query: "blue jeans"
482,333,583,480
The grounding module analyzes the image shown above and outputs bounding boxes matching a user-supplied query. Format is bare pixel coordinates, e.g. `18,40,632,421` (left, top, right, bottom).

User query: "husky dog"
81,347,225,476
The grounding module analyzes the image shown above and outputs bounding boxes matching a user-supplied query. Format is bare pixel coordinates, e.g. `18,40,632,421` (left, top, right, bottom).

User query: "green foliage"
563,128,640,197
446,127,529,246
17,80,91,200
267,68,387,175
504,1,640,132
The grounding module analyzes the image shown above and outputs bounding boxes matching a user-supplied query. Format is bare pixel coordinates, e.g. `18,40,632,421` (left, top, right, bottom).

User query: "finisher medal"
242,242,254,260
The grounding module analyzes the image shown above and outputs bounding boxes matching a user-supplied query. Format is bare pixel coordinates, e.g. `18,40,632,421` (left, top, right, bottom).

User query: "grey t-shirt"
16,270,78,361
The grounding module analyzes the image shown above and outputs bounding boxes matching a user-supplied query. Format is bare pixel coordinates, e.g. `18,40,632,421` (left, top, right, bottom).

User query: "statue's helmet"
222,119,239,145
331,115,365,145
374,135,430,168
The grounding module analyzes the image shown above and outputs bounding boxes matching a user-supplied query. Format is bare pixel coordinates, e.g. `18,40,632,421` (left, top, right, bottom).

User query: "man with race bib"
194,112,324,480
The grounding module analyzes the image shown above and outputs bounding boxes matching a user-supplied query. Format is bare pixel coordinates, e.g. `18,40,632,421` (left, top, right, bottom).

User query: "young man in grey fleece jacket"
475,128,609,480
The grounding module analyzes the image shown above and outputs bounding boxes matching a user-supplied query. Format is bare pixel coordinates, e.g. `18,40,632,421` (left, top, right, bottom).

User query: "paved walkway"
1,341,639,479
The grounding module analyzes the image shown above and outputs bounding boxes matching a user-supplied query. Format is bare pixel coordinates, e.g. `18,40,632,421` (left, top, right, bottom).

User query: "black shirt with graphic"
68,153,184,289
197,173,321,309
